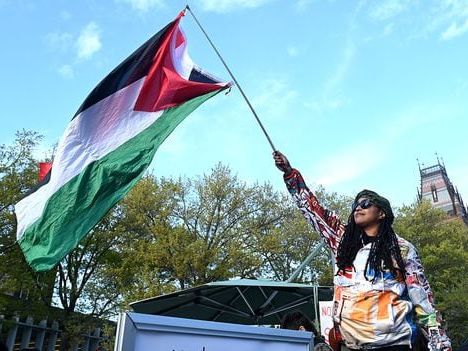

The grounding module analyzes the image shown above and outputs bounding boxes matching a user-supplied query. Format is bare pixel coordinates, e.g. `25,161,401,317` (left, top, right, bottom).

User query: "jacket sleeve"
283,168,345,256
404,243,451,349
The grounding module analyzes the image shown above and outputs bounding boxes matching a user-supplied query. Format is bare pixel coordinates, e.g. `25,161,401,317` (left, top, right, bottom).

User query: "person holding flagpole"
273,151,451,351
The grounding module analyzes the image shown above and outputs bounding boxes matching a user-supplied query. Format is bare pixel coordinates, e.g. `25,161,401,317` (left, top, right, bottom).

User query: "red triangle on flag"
38,162,52,182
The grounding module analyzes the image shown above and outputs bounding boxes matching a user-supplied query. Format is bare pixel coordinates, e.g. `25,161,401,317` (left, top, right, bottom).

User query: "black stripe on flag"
73,20,175,119
188,67,221,84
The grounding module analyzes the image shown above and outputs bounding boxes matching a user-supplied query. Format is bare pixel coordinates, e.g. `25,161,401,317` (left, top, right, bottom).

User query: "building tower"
418,157,468,225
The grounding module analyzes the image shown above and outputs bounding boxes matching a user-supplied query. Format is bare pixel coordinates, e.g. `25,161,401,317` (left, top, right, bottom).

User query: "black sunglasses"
352,198,373,211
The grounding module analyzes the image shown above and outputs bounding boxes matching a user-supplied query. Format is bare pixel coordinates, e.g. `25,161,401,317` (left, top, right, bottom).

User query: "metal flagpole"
185,5,277,152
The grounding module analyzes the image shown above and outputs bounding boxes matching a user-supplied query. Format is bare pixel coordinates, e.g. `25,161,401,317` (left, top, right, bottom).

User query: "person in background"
281,311,332,351
273,151,451,351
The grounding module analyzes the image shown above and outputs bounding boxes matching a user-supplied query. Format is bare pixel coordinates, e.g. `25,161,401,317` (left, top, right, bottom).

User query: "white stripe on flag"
15,78,163,240
172,27,194,79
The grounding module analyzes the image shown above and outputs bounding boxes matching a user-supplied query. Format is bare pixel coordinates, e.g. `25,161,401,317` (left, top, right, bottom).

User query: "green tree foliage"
101,175,190,304
0,131,119,350
394,201,468,347
111,164,291,305
111,166,350,309
255,185,352,285
254,203,318,281
56,214,124,318
0,130,56,314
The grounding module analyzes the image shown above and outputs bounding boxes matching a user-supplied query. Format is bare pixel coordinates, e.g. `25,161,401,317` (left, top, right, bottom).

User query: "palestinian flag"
38,162,52,182
15,11,230,272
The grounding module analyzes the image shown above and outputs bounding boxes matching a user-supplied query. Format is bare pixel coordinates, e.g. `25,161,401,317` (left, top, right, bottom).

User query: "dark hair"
336,212,406,282
281,311,317,334
0,339,7,351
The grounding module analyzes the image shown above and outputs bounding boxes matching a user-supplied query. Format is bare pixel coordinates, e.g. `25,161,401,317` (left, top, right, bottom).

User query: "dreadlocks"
336,198,406,282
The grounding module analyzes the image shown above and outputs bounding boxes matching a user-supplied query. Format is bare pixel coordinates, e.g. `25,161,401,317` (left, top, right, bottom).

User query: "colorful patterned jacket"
283,168,451,350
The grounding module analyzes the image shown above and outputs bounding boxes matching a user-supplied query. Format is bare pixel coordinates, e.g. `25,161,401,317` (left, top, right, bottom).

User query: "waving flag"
15,11,230,272
38,162,52,182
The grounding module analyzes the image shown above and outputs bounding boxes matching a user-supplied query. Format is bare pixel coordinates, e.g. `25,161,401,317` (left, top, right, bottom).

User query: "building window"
431,184,438,202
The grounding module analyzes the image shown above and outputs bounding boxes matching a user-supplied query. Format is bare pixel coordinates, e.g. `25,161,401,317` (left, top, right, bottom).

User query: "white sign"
115,312,313,351
319,301,334,344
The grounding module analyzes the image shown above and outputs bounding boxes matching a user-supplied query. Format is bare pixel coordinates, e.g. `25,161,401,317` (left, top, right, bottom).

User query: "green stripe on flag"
19,90,220,272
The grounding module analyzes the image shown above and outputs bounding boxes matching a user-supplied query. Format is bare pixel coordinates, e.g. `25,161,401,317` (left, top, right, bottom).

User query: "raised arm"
273,151,345,255
404,242,452,351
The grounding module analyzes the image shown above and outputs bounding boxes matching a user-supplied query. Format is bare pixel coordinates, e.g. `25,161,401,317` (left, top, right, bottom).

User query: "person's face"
352,197,385,229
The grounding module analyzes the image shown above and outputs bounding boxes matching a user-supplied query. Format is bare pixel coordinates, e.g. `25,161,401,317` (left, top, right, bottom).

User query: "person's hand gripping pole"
273,151,293,175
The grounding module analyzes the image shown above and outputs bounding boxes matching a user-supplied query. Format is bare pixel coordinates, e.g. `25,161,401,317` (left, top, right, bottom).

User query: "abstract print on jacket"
283,168,448,350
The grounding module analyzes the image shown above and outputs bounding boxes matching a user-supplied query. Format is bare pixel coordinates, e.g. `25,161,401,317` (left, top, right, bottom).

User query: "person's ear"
378,211,386,219
298,325,306,331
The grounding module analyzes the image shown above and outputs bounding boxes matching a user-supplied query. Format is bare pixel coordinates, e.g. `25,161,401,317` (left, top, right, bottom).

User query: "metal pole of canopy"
286,241,326,283
254,241,327,318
